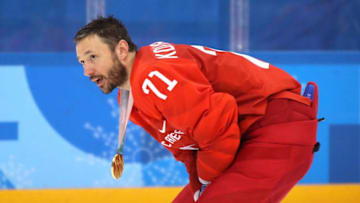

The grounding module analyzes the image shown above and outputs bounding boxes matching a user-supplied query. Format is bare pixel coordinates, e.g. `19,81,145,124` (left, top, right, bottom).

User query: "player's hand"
186,152,202,194
193,178,211,202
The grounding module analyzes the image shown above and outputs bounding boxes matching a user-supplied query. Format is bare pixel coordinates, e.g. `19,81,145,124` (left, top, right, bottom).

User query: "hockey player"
75,16,319,203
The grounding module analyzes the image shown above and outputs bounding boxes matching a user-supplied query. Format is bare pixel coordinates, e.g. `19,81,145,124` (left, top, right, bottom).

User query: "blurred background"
0,0,359,202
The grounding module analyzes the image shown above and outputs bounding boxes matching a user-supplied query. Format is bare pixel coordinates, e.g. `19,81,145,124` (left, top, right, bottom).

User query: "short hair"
74,16,137,52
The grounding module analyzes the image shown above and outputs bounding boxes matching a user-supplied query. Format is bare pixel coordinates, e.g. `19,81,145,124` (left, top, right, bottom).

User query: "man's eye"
79,60,85,64
90,55,97,59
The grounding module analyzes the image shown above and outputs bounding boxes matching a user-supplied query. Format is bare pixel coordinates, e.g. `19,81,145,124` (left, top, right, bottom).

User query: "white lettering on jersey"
179,144,199,151
191,45,269,69
159,120,166,133
155,51,177,59
150,42,178,59
191,45,216,56
161,129,184,148
142,70,178,100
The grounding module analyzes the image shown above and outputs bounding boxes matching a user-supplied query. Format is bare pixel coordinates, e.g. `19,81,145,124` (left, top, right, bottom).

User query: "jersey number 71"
142,70,178,100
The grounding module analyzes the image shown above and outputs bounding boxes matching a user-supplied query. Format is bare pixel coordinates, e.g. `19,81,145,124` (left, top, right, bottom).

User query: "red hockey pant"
173,98,318,203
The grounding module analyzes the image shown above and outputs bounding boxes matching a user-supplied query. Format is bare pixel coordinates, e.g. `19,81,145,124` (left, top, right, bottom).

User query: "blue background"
0,0,358,52
0,0,359,189
0,52,359,189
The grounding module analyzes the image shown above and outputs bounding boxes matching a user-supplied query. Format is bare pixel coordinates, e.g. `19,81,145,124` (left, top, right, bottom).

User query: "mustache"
89,75,106,84
90,75,104,80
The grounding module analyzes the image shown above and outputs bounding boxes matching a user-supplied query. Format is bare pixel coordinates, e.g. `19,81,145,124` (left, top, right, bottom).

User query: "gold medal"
111,153,124,179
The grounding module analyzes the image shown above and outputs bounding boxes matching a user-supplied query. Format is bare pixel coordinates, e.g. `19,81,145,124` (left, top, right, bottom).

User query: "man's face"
76,35,127,94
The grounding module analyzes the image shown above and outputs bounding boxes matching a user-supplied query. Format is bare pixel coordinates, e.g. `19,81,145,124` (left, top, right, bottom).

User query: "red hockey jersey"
123,42,310,184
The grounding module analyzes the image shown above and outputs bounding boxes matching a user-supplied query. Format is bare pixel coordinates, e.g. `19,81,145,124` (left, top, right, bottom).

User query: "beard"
101,55,128,94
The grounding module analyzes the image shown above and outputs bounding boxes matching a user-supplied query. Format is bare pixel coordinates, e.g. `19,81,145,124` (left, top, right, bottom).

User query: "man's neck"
119,51,136,90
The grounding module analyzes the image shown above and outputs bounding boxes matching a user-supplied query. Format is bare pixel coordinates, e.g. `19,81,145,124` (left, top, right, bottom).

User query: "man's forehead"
76,35,98,48
76,35,104,56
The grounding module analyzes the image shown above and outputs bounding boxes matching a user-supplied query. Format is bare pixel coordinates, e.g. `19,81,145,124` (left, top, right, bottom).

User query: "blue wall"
0,51,359,189
0,0,359,190
250,0,360,50
0,0,358,52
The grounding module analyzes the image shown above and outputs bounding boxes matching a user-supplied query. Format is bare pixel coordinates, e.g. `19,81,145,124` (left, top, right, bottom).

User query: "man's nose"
83,65,95,77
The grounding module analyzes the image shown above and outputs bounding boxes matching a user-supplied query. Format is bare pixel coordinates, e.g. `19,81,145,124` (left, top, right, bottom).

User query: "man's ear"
115,40,129,62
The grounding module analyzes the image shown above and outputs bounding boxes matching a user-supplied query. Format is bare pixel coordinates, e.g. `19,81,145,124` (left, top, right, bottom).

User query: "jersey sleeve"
168,148,202,192
134,58,241,182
